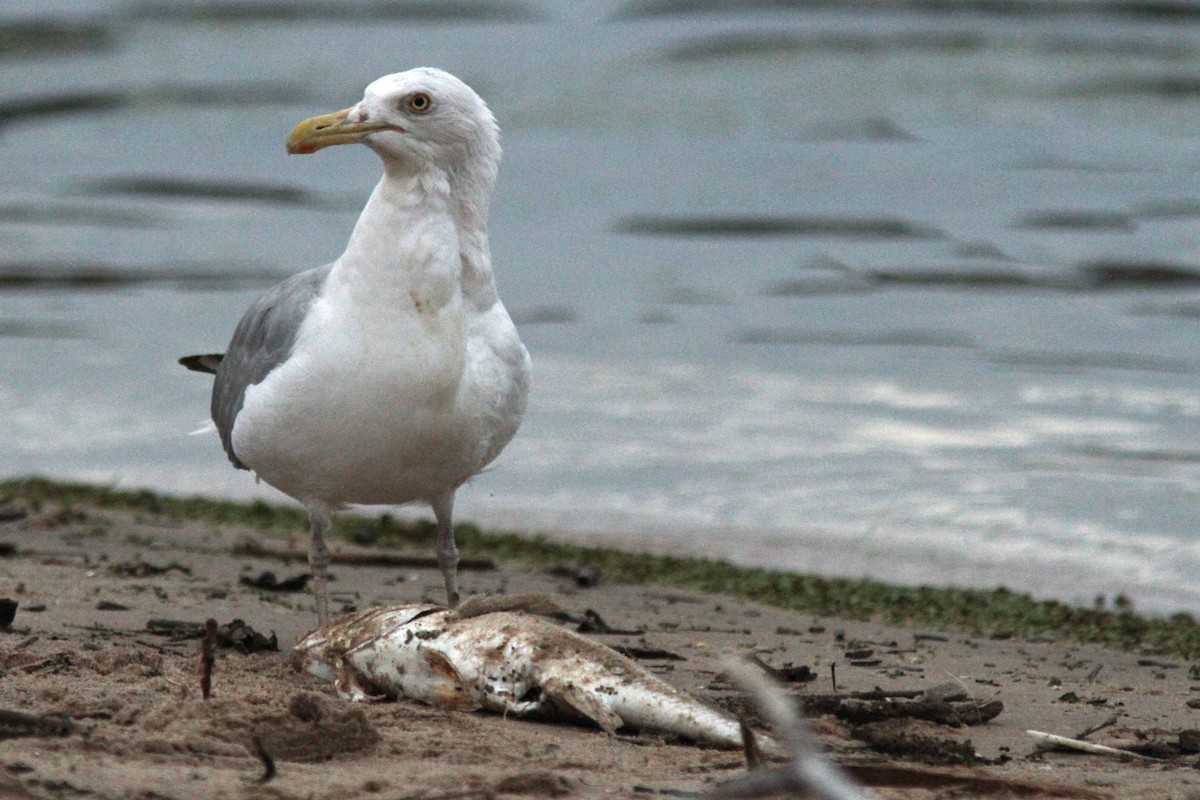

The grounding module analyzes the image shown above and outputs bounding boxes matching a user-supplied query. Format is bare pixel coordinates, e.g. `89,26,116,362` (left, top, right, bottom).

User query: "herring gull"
180,68,531,624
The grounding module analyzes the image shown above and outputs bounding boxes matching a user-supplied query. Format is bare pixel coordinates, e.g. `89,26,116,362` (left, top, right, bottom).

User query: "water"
2,1,1198,613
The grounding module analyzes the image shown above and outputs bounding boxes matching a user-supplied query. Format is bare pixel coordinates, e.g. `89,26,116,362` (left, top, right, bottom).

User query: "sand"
0,493,1198,799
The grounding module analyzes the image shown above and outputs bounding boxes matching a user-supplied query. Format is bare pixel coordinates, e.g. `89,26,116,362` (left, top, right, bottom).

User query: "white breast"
231,266,526,508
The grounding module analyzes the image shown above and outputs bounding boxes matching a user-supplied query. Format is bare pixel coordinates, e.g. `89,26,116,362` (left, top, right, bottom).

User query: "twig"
200,618,217,700
1026,730,1165,762
747,653,814,683
739,718,763,769
250,735,276,783
1075,716,1118,741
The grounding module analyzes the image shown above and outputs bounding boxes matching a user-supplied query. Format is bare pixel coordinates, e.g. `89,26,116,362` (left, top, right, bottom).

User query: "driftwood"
716,681,1003,731
797,683,1002,728
706,666,1112,800
1026,730,1166,762
0,709,72,739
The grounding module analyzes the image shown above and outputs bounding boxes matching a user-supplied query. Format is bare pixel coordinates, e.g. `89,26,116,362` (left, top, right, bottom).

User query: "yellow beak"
286,108,391,155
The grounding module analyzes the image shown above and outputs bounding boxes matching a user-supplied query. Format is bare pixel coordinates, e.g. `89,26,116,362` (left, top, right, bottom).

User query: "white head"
287,68,501,201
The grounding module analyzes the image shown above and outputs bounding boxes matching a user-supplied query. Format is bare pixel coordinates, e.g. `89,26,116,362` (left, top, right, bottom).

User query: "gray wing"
212,265,332,469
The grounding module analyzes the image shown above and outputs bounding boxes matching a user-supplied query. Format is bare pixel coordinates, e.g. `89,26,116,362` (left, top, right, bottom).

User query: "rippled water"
3,1,1199,613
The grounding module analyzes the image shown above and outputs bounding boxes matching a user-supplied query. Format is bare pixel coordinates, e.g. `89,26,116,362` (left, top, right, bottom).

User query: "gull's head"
286,67,500,188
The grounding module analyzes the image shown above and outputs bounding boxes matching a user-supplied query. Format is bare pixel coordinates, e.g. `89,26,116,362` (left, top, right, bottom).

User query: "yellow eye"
406,92,432,113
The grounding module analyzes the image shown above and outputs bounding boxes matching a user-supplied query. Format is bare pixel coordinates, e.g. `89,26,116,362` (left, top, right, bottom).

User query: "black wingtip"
179,353,224,375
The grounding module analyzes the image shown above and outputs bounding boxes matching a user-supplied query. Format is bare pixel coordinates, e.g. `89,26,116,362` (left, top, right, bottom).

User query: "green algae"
5,476,1200,660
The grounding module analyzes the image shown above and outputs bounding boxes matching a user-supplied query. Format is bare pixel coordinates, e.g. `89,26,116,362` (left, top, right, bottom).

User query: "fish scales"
294,602,747,748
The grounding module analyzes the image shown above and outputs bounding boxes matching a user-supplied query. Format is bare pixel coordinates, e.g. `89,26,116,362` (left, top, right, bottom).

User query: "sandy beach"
0,479,1197,799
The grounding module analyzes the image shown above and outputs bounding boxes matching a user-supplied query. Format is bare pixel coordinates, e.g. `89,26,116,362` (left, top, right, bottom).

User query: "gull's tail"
178,353,224,375
189,420,217,436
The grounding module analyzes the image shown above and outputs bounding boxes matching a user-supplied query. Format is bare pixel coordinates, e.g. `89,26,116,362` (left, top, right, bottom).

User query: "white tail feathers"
188,420,217,436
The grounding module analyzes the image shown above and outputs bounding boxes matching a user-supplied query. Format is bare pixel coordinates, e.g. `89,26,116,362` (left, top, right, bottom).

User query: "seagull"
180,68,531,624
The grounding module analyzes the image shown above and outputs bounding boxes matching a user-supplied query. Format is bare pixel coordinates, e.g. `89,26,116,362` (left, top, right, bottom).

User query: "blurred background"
2,0,1198,613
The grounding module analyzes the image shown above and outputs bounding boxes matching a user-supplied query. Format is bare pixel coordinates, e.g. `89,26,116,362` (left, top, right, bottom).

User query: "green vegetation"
5,476,1200,659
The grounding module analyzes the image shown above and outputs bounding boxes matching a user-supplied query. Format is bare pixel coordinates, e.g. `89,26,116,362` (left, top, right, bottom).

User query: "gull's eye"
405,92,432,114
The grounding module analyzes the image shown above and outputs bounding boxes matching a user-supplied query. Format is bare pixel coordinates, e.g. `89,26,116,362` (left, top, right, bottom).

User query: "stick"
250,735,276,783
739,718,764,769
1074,716,1118,741
200,618,217,700
1026,730,1164,762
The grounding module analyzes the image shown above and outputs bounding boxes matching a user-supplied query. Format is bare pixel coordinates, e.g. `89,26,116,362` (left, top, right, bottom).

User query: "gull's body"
181,68,530,622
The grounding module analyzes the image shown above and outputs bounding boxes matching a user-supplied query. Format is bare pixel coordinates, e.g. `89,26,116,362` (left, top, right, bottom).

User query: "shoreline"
4,476,1198,660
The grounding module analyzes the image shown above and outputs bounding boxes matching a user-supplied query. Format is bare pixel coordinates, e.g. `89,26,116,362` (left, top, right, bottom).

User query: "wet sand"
0,484,1197,799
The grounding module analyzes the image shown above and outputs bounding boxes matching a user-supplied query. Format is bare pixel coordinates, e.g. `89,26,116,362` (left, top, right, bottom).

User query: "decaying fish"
293,594,749,748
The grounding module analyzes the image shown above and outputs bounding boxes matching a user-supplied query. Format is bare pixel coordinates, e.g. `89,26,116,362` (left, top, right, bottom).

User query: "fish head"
293,604,447,679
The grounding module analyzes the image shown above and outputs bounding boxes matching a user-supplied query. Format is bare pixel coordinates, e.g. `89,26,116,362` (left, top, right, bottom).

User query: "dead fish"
294,594,749,748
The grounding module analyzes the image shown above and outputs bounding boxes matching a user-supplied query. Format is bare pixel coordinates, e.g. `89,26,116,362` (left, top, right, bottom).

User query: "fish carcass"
293,595,750,748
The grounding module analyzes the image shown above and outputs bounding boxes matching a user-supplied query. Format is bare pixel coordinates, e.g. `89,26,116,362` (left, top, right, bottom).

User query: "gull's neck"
334,159,499,311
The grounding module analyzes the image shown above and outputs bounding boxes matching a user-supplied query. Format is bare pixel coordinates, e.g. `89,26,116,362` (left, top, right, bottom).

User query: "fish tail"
609,683,745,748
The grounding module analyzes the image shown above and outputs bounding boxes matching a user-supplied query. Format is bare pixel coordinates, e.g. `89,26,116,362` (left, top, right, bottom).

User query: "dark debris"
145,617,277,652
239,571,311,592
